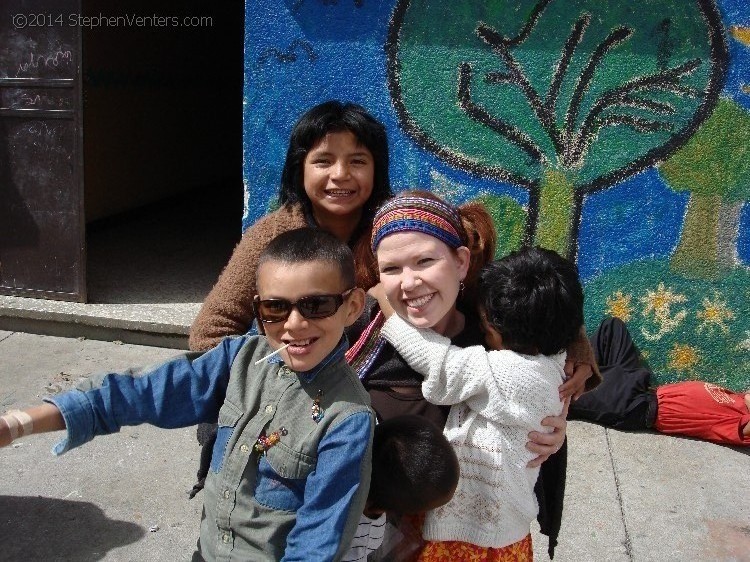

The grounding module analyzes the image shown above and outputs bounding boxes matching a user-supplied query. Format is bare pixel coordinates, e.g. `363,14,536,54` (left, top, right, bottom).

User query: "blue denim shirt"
47,335,374,561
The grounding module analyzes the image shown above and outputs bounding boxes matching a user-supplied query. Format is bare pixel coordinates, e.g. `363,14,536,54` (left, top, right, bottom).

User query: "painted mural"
244,0,750,391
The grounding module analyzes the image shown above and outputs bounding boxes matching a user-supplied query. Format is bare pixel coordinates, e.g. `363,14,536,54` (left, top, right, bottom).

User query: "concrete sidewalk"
1,330,748,562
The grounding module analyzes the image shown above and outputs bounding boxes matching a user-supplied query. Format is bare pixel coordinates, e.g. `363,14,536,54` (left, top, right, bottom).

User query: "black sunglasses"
253,289,355,325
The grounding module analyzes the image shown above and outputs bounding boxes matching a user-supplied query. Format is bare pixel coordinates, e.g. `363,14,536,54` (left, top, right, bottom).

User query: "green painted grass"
584,260,750,391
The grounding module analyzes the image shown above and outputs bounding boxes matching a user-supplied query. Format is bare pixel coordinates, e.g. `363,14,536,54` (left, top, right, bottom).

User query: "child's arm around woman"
381,314,565,429
380,314,566,550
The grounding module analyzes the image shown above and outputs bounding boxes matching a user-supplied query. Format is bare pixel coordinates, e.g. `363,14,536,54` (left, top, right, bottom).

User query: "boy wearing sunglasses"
0,228,374,562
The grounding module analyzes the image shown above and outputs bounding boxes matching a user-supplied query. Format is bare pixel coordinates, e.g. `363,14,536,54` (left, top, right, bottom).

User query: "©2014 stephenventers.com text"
11,13,213,30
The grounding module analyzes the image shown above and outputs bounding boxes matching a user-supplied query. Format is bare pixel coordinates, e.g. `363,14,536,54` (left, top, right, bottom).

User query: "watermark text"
12,13,213,30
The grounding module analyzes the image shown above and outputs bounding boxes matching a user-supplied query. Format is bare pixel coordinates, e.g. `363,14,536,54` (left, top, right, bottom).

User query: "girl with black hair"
190,100,392,351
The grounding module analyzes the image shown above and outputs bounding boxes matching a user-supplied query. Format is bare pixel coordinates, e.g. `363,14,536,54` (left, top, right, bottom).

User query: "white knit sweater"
381,314,566,549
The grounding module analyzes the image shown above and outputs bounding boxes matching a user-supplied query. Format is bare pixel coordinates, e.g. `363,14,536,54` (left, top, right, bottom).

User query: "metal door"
0,1,85,301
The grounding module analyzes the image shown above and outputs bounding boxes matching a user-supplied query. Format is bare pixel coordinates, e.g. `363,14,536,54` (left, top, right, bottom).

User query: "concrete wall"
243,0,749,391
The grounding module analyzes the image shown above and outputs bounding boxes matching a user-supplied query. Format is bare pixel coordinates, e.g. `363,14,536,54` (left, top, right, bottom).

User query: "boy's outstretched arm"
0,403,66,448
2,336,248,455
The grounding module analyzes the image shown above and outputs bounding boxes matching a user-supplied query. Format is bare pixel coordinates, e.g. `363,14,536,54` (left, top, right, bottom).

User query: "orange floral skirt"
415,534,533,562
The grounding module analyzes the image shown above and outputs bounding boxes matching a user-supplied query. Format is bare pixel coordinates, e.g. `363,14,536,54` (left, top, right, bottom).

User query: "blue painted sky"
244,0,750,279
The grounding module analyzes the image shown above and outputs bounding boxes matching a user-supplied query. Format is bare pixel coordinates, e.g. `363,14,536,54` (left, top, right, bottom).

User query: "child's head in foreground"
254,227,365,372
479,246,584,355
366,415,459,518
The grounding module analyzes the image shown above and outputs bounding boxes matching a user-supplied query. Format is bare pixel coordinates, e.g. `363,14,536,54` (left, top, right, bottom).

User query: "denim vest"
200,337,374,562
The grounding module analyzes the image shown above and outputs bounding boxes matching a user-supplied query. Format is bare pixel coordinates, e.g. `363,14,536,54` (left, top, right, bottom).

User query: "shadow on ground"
0,496,145,561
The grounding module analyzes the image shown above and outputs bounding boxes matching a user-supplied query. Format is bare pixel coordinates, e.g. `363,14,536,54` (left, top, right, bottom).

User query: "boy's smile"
255,260,364,372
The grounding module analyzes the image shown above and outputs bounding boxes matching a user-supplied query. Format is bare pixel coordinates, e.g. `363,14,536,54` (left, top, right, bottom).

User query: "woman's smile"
404,293,435,309
377,231,469,335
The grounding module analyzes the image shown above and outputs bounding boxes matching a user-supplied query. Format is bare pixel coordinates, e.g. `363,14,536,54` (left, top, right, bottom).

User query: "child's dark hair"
368,415,459,515
278,100,393,222
479,246,583,355
258,227,355,289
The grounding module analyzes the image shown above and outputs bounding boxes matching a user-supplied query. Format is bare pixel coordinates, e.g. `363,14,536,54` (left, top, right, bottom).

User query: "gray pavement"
1,329,748,562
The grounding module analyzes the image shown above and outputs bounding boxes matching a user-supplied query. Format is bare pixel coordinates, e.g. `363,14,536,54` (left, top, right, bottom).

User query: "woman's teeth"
325,189,355,197
406,294,433,308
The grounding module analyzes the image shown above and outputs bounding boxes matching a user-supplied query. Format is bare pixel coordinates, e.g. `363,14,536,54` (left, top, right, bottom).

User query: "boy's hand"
560,361,593,401
368,282,395,319
0,419,12,447
0,404,64,447
527,398,569,467
0,416,14,448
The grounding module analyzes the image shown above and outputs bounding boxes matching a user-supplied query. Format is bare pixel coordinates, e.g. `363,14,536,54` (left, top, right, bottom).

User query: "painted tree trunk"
670,193,721,279
717,199,742,270
533,169,575,258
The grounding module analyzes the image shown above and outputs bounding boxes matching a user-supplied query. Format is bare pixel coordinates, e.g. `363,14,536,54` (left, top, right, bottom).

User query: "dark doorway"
0,0,244,303
81,1,245,306
0,0,84,300
82,1,245,304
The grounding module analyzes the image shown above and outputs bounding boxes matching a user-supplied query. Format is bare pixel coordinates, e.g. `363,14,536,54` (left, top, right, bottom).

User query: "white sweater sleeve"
381,314,564,427
380,314,503,404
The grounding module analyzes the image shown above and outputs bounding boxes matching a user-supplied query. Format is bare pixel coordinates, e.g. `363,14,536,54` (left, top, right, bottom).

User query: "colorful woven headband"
371,196,465,251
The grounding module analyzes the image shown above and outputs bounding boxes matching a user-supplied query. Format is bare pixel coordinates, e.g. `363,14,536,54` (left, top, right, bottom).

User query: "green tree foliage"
659,98,750,278
388,0,725,257
474,193,526,258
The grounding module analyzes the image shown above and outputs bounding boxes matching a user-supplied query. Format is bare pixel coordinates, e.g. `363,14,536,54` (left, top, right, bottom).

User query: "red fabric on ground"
654,381,750,446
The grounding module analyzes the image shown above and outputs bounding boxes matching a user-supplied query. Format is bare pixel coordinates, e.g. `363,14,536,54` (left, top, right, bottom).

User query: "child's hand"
527,398,569,467
0,416,12,448
559,361,593,401
0,411,31,447
368,282,395,319
1,404,64,446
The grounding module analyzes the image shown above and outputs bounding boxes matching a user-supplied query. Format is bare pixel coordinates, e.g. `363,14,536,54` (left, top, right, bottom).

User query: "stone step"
0,294,194,349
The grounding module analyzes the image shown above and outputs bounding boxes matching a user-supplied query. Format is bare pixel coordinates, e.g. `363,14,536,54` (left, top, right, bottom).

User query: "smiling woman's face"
376,231,470,336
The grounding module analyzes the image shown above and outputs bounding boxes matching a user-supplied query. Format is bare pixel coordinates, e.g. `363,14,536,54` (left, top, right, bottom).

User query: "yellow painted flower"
639,283,688,340
668,343,699,374
605,291,633,322
736,331,750,353
730,26,750,46
640,283,687,319
696,295,735,334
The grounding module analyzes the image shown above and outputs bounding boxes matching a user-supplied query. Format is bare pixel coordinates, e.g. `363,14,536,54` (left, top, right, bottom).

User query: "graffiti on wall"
244,0,749,390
